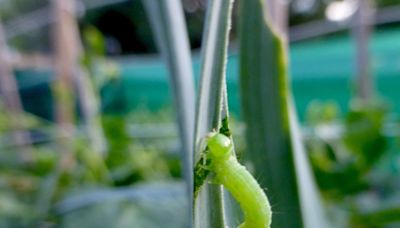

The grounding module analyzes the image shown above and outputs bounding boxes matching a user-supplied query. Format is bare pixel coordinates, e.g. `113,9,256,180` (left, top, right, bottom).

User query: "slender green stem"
193,0,235,227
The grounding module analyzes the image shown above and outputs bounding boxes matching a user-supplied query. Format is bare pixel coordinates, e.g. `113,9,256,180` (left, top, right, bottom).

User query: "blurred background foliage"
0,0,399,227
305,98,400,226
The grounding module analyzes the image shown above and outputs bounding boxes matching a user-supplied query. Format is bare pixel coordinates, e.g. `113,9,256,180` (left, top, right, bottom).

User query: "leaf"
193,0,235,227
343,99,388,170
82,25,106,56
351,206,400,226
238,0,329,227
142,0,196,223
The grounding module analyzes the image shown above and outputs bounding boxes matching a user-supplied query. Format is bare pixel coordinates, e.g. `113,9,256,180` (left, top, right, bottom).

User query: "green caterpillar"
206,132,272,228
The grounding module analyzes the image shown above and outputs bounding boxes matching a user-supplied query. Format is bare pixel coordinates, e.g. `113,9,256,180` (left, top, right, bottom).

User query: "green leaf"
83,25,106,56
193,0,235,227
343,99,388,171
351,205,400,226
238,0,329,227
142,0,196,222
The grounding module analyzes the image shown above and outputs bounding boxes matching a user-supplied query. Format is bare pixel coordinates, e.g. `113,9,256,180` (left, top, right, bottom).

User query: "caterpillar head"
206,132,232,159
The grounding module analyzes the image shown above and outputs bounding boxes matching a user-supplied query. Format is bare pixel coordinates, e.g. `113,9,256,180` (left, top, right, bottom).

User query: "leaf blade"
142,0,196,221
239,0,329,227
193,0,235,227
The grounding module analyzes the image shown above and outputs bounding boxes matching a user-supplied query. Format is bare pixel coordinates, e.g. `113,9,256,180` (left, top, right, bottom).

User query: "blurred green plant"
0,111,182,227
306,99,389,197
0,25,184,227
81,25,120,92
305,98,400,226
